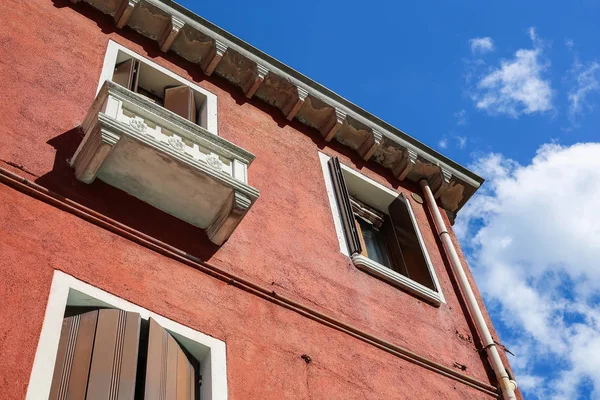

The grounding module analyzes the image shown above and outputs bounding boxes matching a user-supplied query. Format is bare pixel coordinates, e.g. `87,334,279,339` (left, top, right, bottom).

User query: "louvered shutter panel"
328,157,362,255
380,214,410,276
49,310,98,400
113,59,140,91
49,309,141,400
145,318,196,400
388,194,436,289
164,86,197,123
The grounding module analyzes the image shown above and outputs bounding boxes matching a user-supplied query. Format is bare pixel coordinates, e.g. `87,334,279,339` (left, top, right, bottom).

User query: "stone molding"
352,255,442,306
158,15,184,52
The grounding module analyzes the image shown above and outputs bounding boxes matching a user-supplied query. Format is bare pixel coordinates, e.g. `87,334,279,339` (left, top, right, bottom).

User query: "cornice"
72,0,485,215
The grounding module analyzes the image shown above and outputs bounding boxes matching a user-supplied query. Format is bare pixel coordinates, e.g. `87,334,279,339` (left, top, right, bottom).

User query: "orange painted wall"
0,1,518,399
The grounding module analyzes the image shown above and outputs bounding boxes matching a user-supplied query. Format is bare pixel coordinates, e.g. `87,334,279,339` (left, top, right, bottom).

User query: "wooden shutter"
49,309,141,400
388,194,436,290
113,59,140,91
145,318,196,400
328,157,362,255
164,86,197,123
380,214,409,276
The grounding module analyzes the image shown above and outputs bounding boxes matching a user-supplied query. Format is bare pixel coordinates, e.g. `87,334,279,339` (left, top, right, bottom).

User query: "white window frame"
26,270,228,400
98,40,219,135
319,152,445,305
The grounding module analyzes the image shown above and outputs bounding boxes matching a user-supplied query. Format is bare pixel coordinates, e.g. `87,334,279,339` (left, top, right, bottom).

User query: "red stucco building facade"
0,1,521,399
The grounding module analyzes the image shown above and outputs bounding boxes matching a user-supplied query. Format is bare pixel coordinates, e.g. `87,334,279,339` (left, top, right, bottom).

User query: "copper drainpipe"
420,179,518,400
0,165,500,397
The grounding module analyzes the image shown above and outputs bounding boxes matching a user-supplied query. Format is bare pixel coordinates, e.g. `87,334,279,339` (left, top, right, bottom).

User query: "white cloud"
567,60,600,126
456,142,600,399
438,138,448,149
565,39,574,50
455,109,467,126
455,136,467,149
470,37,495,54
470,27,553,117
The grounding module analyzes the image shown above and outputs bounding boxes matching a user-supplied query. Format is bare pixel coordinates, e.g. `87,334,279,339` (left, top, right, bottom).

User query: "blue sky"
179,1,600,398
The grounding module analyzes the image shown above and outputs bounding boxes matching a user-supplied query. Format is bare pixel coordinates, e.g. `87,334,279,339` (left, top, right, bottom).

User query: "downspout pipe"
420,180,518,400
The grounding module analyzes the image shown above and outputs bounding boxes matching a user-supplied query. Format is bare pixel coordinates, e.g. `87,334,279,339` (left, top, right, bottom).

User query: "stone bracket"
320,108,346,142
244,64,269,99
202,40,228,76
114,0,140,29
434,168,452,199
71,125,120,184
158,15,185,53
358,129,382,161
207,191,253,245
284,86,309,121
393,148,418,181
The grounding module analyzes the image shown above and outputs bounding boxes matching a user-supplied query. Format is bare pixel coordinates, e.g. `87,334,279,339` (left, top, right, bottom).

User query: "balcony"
71,81,259,245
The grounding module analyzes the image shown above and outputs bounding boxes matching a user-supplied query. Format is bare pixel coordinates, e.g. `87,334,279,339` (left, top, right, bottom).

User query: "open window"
324,155,444,305
99,40,218,135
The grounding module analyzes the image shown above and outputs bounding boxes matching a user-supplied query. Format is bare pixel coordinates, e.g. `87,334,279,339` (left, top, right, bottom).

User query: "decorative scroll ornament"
205,154,222,171
168,135,185,152
129,116,147,132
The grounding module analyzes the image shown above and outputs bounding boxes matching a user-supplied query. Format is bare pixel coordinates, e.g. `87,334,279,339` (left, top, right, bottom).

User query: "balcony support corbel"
207,191,252,245
71,124,120,184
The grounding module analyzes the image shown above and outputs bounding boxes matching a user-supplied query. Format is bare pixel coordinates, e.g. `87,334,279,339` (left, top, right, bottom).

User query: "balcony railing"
71,80,259,245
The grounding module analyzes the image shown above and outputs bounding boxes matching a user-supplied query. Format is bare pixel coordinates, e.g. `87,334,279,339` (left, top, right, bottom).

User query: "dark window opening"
111,55,208,130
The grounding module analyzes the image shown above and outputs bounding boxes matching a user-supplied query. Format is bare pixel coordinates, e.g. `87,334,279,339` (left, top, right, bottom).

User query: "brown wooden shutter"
113,59,140,91
388,194,435,289
328,157,362,255
164,86,197,123
49,309,141,400
49,310,98,400
145,318,196,400
380,214,409,276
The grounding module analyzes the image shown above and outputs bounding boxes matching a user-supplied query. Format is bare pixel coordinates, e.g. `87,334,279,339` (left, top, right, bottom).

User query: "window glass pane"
357,217,392,269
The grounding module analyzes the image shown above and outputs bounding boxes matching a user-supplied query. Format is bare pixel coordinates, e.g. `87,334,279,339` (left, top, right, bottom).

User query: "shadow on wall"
36,127,220,260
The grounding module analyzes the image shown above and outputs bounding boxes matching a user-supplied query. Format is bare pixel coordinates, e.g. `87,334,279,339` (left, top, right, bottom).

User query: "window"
26,271,227,400
322,154,444,305
98,41,218,135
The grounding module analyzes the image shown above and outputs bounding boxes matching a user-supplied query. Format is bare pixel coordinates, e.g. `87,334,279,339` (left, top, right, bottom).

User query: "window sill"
352,254,443,306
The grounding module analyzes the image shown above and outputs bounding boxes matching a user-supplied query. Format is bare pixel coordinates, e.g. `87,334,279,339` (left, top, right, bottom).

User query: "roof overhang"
70,0,484,218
